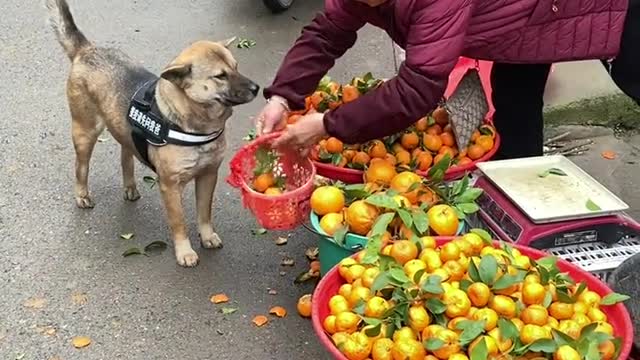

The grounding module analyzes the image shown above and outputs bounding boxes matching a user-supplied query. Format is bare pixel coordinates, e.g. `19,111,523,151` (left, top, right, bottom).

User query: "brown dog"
46,0,259,267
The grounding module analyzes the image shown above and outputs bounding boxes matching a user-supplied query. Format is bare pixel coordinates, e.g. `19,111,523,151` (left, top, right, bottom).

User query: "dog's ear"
161,63,192,86
220,37,237,49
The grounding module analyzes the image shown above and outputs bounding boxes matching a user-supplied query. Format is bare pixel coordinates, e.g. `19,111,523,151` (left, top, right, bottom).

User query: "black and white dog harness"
127,79,224,172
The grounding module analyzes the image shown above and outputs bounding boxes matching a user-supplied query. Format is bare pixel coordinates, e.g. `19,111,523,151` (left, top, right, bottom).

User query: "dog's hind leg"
195,172,222,249
69,97,103,209
121,148,141,201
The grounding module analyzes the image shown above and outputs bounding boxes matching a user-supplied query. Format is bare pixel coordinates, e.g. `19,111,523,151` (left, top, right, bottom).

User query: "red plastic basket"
312,57,499,183
227,132,316,230
311,239,633,360
313,131,501,183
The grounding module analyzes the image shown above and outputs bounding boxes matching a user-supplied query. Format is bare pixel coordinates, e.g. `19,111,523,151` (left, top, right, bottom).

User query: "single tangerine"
423,134,443,152
326,137,344,154
401,132,420,150
440,132,455,147
467,144,486,160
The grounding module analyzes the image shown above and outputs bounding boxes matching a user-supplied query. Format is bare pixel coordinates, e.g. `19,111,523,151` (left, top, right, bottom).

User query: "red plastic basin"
311,239,633,360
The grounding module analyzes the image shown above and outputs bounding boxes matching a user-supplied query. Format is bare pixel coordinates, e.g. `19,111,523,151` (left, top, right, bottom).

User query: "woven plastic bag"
444,67,489,149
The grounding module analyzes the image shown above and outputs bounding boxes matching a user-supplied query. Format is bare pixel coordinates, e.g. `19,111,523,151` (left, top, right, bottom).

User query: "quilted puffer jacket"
264,0,628,143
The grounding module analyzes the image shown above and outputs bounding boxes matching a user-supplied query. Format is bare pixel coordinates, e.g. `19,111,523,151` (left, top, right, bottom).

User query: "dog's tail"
45,0,91,60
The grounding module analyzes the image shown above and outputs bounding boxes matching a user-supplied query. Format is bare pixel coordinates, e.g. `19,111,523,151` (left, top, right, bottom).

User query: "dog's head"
160,39,259,107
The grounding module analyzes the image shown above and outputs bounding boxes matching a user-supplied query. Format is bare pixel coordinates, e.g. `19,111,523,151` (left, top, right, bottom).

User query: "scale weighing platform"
467,155,640,280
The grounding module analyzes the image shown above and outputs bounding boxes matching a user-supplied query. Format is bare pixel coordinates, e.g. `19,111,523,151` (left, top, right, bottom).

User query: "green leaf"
397,208,413,229
428,154,451,181
451,175,469,197
468,259,481,282
389,268,410,284
457,188,484,203
365,193,399,210
143,176,158,188
580,323,598,339
612,337,623,360
364,323,382,337
601,292,630,305
361,234,382,265
536,256,558,269
425,298,447,314
538,167,568,178
371,272,392,293
120,233,135,240
412,210,429,235
352,300,367,315
542,291,553,308
122,247,144,257
144,241,168,252
251,228,268,235
424,338,445,351
493,270,527,291
573,282,587,300
236,38,256,49
331,153,343,165
457,202,480,214
457,320,486,346
585,341,601,360
413,269,426,285
498,318,519,341
333,226,349,247
556,288,576,304
221,307,238,315
459,279,473,292
586,199,602,211
552,329,576,347
470,337,488,360
479,255,498,285
370,213,396,237
470,228,493,245
421,275,444,295
528,339,557,353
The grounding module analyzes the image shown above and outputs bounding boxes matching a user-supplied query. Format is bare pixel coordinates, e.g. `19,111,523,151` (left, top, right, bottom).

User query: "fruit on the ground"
427,204,459,236
311,186,345,215
297,294,312,318
320,212,344,236
253,172,275,193
346,200,379,235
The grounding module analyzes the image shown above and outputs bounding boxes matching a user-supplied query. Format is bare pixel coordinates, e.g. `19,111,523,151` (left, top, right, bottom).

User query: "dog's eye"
212,72,227,80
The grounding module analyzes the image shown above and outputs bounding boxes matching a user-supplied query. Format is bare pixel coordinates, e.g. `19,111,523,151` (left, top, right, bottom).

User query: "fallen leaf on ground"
274,237,288,246
251,228,267,236
602,151,617,160
252,315,269,327
267,289,278,295
294,269,320,284
120,233,135,240
143,176,158,188
122,247,144,257
144,241,168,252
210,294,230,304
305,247,319,261
269,306,287,318
220,307,238,315
23,297,47,310
280,257,295,267
71,336,92,348
35,325,57,337
71,292,88,305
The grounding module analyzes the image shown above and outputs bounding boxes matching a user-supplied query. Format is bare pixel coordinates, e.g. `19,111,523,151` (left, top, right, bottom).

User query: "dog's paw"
75,195,95,209
123,187,141,202
201,232,223,249
175,247,199,267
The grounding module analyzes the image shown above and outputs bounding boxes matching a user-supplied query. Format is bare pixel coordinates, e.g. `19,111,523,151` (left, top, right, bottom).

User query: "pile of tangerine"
322,233,622,360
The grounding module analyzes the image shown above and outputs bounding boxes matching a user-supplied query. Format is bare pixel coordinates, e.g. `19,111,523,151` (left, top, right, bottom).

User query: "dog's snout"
248,82,260,96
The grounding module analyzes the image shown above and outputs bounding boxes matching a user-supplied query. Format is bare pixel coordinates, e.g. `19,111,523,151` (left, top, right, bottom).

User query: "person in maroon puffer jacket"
258,0,639,159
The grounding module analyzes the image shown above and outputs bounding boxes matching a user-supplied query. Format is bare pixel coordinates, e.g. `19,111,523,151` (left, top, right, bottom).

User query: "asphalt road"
0,0,395,359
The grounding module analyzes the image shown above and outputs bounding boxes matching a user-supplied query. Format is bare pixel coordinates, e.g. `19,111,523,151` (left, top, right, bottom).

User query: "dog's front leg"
159,180,198,267
195,172,222,249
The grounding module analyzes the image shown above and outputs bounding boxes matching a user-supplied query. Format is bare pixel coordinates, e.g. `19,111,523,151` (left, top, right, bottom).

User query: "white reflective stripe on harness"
167,129,222,143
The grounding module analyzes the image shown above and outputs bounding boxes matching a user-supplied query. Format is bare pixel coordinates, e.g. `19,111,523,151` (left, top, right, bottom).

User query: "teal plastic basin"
310,212,466,275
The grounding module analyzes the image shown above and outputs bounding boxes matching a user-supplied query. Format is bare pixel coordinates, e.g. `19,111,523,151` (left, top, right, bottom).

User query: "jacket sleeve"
263,0,367,110
323,0,473,144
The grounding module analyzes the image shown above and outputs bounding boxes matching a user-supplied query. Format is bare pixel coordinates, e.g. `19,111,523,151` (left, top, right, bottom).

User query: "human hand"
255,96,288,135
272,112,328,153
